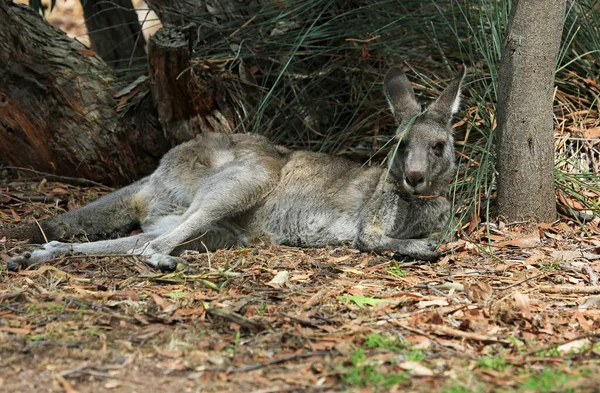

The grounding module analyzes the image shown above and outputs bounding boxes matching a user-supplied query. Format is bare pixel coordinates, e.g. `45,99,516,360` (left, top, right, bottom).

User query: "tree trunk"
495,0,565,222
80,0,147,79
0,0,166,186
0,1,254,186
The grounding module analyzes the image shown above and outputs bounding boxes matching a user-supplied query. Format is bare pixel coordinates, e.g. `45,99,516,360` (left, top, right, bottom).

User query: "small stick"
32,217,48,243
223,350,335,373
206,308,269,331
400,323,510,345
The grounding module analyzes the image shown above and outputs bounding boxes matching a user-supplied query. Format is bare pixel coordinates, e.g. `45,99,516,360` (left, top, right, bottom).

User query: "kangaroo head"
384,66,465,196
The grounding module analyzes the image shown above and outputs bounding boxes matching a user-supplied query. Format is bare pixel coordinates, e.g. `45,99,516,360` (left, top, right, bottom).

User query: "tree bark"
495,0,565,222
145,0,264,26
147,25,242,143
0,0,166,186
80,0,147,79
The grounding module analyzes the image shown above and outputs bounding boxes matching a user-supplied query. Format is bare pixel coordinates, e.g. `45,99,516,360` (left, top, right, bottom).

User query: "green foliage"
164,290,188,298
363,332,401,351
387,260,408,276
519,368,574,393
342,348,407,391
441,383,477,393
364,332,426,359
537,260,562,272
338,295,389,307
258,302,267,316
476,355,511,372
339,333,431,390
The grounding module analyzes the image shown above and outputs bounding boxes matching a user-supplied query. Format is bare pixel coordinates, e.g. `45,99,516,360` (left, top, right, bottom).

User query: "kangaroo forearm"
392,196,451,239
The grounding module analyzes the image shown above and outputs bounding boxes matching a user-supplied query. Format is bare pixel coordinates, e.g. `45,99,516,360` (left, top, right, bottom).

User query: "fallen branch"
539,285,600,294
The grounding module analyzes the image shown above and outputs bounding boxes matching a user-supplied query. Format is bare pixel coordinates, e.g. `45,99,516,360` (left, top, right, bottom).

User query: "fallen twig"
495,273,547,291
411,323,510,345
207,307,270,331
522,332,600,357
282,313,320,328
3,166,108,188
224,350,337,373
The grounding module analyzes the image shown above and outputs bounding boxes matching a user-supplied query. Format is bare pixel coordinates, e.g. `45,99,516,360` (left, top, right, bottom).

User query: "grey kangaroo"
9,67,465,272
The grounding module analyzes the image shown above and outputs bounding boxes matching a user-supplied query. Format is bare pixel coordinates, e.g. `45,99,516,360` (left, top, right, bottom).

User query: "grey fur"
9,67,465,271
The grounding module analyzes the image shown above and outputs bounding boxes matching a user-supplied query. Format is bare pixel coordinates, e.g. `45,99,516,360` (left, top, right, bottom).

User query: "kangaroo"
8,66,465,272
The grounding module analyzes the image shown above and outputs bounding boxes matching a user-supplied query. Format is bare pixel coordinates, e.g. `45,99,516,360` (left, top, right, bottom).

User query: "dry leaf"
579,296,600,310
551,250,600,261
496,234,540,248
464,281,493,302
513,291,531,320
267,271,289,288
54,374,79,393
151,293,175,313
583,126,600,139
557,338,591,354
417,299,449,308
104,380,121,389
398,361,434,376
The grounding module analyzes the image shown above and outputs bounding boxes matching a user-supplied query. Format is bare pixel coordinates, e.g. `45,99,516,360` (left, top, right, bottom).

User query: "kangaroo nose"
405,171,425,189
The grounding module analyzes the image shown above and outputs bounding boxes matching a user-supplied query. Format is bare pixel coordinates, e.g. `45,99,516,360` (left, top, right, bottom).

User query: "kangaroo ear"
426,66,466,123
384,67,421,121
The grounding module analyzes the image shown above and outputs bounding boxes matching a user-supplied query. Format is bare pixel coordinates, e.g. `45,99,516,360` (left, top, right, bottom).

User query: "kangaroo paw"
7,252,33,271
147,254,188,273
396,239,441,262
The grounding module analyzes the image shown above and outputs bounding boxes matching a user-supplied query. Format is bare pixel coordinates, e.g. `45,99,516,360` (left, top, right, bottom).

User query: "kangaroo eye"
432,141,446,156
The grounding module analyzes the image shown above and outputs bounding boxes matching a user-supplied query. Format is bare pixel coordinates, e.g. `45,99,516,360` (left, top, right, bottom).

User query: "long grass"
31,0,600,232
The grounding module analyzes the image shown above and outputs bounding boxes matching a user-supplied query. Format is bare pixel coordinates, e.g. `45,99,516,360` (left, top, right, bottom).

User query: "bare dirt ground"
1,174,600,393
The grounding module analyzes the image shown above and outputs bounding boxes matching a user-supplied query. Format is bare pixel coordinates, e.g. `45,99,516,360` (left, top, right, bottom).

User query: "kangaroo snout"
403,170,428,195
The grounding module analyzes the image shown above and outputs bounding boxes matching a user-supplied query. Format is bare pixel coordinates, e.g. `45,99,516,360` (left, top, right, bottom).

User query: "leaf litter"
1,177,600,393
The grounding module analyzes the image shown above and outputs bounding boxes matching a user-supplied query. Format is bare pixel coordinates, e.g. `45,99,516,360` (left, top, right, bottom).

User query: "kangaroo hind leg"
32,179,148,243
139,158,280,264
